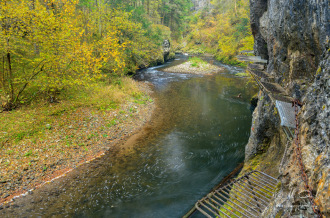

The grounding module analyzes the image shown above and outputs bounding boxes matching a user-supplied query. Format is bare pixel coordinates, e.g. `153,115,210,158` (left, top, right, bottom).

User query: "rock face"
246,0,329,217
250,0,268,59
300,53,330,215
162,39,171,61
191,0,210,11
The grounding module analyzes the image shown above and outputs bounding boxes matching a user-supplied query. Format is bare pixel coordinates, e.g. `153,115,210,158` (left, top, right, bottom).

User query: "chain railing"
247,62,323,216
293,100,322,217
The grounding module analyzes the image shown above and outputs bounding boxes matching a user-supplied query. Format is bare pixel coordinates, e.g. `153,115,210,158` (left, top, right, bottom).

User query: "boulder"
162,39,171,61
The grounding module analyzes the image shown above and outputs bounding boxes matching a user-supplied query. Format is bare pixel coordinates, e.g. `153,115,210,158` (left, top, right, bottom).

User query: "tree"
0,0,192,110
0,0,124,110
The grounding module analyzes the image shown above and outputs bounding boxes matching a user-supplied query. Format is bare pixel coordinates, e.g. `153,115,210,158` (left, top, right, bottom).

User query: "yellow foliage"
0,0,129,105
185,0,253,65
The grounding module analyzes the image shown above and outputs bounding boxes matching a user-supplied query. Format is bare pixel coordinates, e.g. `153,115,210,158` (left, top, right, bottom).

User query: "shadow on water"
1,55,258,218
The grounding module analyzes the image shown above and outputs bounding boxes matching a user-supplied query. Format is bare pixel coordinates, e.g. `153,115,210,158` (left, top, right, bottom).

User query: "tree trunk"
170,11,173,29
31,0,40,55
96,0,102,37
234,0,237,16
6,52,14,104
1,56,4,89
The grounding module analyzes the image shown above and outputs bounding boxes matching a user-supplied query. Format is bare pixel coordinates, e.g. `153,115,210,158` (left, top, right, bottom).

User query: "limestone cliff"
245,0,329,217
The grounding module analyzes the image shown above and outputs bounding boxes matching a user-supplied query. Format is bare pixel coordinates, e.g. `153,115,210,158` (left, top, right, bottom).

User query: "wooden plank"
260,81,288,95
236,55,268,63
270,93,293,103
248,63,265,71
239,50,254,54
247,68,274,81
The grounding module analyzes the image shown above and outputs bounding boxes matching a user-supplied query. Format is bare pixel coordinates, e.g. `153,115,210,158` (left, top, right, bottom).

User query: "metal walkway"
276,100,296,128
195,171,278,218
245,63,297,128
236,55,268,64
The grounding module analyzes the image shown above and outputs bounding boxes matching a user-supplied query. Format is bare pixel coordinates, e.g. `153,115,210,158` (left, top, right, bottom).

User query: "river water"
2,55,257,217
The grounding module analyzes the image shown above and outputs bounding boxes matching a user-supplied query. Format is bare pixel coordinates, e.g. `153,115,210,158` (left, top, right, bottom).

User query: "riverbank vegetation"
189,56,207,68
0,0,192,111
180,0,253,65
0,0,190,201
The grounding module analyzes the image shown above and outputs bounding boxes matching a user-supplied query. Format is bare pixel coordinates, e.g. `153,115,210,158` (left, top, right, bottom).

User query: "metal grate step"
275,100,298,128
195,171,278,218
245,64,296,129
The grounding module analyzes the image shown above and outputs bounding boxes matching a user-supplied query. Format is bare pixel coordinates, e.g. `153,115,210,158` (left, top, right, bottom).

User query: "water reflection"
1,56,257,218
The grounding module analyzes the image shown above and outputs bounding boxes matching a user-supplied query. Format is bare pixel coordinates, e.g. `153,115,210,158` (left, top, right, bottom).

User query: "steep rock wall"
246,0,329,217
250,0,268,59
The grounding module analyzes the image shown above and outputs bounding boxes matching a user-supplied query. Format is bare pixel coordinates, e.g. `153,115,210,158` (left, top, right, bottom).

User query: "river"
2,55,257,217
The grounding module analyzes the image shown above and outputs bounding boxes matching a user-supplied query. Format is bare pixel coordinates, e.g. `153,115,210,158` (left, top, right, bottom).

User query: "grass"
188,57,207,68
24,150,33,157
0,77,146,148
107,119,118,127
235,72,249,77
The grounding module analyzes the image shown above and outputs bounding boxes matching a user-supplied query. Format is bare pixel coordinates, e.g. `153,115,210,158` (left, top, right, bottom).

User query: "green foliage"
188,57,207,68
0,0,194,110
24,150,33,157
235,72,249,77
183,0,254,65
107,119,118,127
1,77,146,148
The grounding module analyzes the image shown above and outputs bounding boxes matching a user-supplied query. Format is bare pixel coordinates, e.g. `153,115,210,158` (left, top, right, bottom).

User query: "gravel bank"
162,60,225,75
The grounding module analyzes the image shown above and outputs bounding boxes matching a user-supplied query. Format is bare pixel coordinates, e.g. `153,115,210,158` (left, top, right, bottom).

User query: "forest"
0,0,190,111
182,0,253,64
0,0,252,111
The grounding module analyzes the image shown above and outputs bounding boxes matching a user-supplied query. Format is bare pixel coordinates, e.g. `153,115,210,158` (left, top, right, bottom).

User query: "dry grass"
0,77,146,147
87,77,144,109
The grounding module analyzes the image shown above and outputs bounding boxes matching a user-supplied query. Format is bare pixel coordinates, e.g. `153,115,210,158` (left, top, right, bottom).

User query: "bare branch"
13,60,47,104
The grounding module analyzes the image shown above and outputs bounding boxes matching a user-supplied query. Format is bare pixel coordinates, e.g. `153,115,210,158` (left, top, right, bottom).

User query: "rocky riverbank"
0,81,155,207
162,58,225,75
